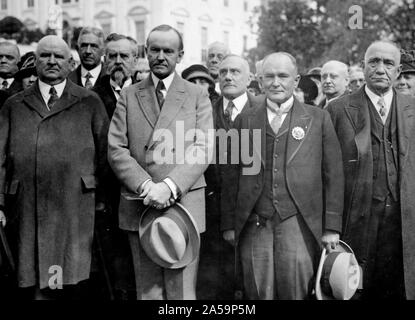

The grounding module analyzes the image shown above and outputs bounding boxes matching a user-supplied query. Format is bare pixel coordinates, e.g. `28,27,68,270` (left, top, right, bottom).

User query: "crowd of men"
1,23,415,301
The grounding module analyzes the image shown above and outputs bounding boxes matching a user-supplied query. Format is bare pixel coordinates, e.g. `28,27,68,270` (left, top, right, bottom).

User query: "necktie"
268,103,292,135
377,96,387,120
84,72,93,90
1,80,8,90
48,87,59,110
156,80,165,109
224,100,235,126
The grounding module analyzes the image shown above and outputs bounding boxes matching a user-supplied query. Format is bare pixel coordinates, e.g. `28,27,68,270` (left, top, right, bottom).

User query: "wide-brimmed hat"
400,50,415,74
182,64,215,88
139,203,200,269
315,240,362,300
15,51,37,80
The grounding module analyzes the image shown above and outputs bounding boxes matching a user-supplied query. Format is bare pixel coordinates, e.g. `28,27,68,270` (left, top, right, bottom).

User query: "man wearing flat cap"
108,24,214,300
395,49,415,97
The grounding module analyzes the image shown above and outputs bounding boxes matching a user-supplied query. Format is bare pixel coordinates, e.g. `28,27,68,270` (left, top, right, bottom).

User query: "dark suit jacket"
3,79,23,97
221,96,344,243
327,87,415,299
68,64,106,89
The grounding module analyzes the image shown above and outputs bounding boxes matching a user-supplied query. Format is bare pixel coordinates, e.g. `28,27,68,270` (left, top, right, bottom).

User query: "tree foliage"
250,0,415,72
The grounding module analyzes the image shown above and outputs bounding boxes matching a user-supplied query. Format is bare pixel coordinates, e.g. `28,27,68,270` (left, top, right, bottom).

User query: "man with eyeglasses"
69,27,106,90
328,41,415,300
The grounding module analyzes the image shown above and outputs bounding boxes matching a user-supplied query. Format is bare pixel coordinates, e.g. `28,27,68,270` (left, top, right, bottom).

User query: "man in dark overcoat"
328,40,415,300
0,35,109,299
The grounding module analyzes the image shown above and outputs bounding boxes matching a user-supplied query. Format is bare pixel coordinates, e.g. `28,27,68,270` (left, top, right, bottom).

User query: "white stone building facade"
0,0,260,68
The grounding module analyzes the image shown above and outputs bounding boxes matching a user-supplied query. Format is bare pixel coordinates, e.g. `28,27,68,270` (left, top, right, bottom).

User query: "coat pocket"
81,175,96,193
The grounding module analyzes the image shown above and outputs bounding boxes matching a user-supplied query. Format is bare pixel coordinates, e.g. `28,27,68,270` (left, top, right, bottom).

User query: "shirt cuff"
163,177,179,200
138,179,152,194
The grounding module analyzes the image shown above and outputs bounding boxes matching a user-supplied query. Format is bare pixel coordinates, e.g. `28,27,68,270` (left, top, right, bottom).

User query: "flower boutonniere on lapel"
292,126,306,141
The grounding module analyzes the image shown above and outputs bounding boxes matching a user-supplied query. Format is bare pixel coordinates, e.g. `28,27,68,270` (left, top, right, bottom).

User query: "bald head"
364,41,402,95
365,41,401,65
262,52,300,105
207,42,230,80
321,60,349,100
0,42,21,78
36,36,72,85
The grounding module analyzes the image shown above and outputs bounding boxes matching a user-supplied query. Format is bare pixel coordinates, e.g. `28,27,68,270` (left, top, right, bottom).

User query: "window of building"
27,0,35,8
1,0,7,10
176,22,185,41
135,20,146,45
223,30,230,47
224,0,229,7
101,23,112,37
201,26,208,62
243,35,248,52
244,1,248,12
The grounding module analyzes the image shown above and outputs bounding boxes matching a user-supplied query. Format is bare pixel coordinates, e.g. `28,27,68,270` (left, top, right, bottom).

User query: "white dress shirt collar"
38,79,67,108
223,92,248,121
151,72,175,94
365,85,393,121
266,96,294,125
81,64,102,87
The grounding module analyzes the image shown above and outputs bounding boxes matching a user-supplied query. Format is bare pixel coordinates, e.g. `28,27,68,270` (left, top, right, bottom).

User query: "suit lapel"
150,74,187,147
135,76,159,128
286,99,312,165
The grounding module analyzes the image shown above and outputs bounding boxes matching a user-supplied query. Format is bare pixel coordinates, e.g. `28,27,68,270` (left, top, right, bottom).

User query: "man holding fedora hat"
395,49,415,98
108,24,214,300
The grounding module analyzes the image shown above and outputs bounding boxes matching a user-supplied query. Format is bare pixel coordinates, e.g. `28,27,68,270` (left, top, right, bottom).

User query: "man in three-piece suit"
221,52,344,300
0,42,23,97
0,36,109,299
199,54,260,299
328,41,415,300
108,24,214,300
69,27,106,90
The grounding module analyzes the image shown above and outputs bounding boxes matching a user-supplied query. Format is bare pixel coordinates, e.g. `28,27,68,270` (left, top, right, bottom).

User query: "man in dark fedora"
328,41,415,300
0,35,109,299
394,49,415,98
108,24,213,300
222,52,344,300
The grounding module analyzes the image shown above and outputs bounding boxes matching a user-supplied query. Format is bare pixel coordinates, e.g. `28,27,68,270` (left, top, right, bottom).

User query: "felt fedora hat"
315,240,362,300
139,203,200,269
